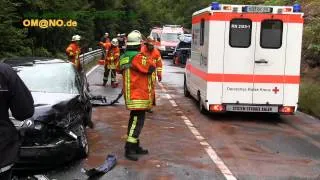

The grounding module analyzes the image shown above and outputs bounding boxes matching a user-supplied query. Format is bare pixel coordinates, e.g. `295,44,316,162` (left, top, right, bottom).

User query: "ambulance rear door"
222,18,256,104
252,18,287,105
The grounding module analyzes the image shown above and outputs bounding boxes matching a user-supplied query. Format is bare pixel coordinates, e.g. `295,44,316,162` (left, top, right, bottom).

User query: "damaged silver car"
3,58,92,170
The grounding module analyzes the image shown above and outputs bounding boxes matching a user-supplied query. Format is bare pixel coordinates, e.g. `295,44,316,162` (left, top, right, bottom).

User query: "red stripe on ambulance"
186,64,300,84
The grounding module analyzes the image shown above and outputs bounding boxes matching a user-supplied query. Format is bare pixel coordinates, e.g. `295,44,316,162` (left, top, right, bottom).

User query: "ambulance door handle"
254,59,268,64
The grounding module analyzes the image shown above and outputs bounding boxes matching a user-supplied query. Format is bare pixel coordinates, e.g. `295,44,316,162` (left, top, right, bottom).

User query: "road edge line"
158,82,237,180
86,65,100,77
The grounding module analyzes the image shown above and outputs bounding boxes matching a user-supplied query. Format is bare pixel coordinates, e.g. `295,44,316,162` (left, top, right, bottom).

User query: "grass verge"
298,69,320,119
84,57,101,73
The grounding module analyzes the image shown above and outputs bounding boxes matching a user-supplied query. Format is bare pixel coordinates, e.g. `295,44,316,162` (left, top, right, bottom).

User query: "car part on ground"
82,154,117,178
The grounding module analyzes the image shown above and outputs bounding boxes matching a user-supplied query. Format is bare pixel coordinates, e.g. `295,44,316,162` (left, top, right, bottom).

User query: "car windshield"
17,63,80,94
161,33,180,42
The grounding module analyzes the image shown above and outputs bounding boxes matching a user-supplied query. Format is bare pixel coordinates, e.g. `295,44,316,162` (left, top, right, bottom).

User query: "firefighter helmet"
127,30,142,46
111,38,119,46
71,35,81,41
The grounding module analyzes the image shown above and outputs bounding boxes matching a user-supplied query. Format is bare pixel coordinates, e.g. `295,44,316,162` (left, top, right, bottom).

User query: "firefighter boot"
125,142,138,161
136,140,149,155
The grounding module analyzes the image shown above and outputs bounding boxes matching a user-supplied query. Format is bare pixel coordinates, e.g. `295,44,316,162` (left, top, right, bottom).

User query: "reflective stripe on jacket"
119,51,156,110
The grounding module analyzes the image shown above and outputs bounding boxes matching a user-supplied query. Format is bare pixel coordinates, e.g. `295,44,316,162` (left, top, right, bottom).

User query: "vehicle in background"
173,34,192,66
2,57,92,170
185,3,304,114
149,27,162,49
158,25,184,58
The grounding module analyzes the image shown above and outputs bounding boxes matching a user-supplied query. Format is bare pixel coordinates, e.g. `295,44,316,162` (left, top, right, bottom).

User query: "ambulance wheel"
184,76,190,97
198,93,208,114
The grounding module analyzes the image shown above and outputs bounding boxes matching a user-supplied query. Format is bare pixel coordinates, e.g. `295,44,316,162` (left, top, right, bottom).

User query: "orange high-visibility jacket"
141,46,163,78
66,42,81,70
105,46,120,69
118,51,156,110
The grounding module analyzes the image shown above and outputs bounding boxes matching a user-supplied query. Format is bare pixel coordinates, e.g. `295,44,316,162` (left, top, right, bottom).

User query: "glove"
157,75,162,82
147,66,156,74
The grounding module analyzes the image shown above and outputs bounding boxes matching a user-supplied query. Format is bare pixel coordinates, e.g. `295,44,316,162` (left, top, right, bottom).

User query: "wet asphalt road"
42,59,320,180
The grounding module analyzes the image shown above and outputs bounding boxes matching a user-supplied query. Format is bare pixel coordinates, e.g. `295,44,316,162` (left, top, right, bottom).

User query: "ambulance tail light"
211,2,221,10
209,104,225,112
279,106,295,114
293,4,301,12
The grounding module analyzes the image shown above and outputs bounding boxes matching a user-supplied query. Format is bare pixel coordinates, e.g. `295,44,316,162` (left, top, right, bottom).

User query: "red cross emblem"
272,87,279,94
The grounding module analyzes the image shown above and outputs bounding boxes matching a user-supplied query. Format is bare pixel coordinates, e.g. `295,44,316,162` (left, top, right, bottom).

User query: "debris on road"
82,154,117,178
89,92,123,106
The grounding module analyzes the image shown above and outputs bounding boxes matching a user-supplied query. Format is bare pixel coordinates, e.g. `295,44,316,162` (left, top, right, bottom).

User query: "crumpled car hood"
31,92,78,107
11,92,83,128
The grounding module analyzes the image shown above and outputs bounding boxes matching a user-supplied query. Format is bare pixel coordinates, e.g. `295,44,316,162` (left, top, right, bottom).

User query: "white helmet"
127,30,142,46
178,34,185,42
111,38,119,46
105,32,109,36
71,35,81,41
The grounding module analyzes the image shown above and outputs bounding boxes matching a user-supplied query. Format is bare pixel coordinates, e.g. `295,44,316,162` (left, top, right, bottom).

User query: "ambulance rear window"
260,20,283,49
229,19,252,48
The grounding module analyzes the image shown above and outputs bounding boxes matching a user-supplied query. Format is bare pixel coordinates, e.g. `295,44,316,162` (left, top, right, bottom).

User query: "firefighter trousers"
126,110,146,145
103,68,116,83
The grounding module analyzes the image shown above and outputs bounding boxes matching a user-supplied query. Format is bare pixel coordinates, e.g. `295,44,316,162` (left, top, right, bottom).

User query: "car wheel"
184,76,190,97
78,124,89,158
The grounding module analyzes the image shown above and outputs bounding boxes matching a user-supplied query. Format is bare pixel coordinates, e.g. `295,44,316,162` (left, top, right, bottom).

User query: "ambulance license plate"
226,105,278,112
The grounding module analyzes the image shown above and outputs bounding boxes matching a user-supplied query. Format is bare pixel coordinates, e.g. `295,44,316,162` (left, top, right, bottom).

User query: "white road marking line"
159,82,237,180
86,65,100,77
169,100,178,107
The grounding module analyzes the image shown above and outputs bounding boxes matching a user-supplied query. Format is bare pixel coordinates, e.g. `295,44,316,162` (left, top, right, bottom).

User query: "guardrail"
80,48,103,65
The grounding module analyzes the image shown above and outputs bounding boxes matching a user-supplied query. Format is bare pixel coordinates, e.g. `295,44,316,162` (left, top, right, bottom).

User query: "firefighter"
117,33,126,55
98,40,111,63
103,38,120,87
66,35,82,71
141,36,163,113
100,32,110,43
117,30,156,161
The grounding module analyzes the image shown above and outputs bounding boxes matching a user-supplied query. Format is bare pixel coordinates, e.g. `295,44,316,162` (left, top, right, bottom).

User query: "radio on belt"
185,3,304,115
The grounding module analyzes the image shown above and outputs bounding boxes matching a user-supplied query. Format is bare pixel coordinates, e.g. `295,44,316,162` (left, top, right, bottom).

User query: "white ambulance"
158,25,184,57
184,3,304,114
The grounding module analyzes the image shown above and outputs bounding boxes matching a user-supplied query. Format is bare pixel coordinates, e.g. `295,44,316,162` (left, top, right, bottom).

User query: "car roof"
1,57,68,67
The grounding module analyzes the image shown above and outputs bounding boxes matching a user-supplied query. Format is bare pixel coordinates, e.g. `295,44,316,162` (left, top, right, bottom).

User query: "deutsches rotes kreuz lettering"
227,87,271,92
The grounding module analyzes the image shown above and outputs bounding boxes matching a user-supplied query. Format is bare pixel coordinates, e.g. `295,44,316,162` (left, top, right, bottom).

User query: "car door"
222,18,256,104
253,19,287,105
